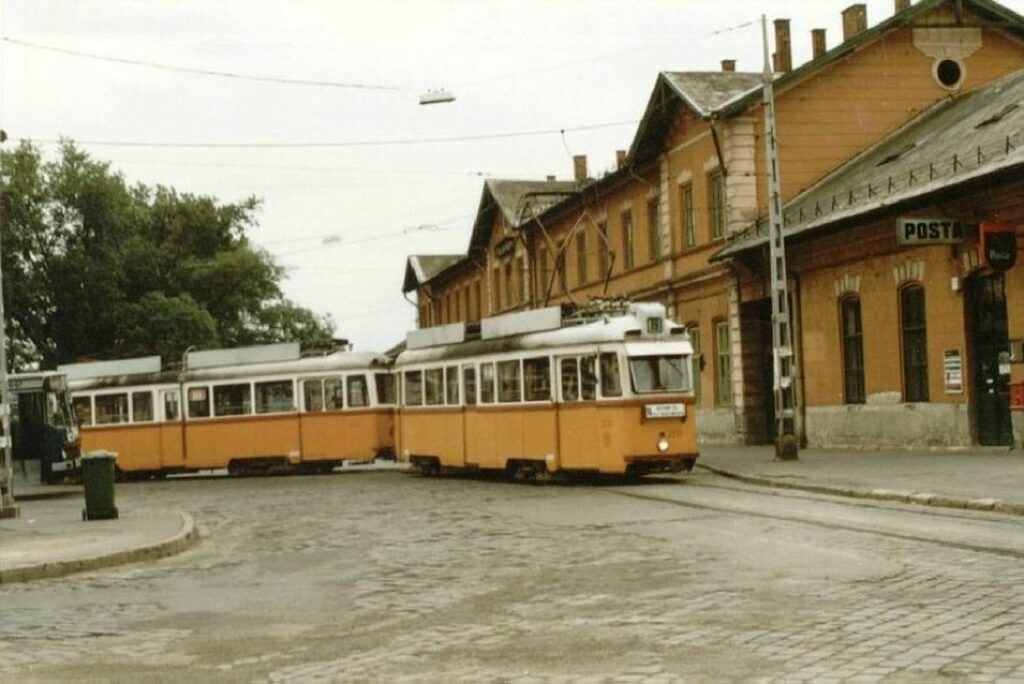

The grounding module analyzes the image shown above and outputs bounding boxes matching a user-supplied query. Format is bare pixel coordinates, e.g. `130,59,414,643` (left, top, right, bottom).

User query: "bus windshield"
47,390,77,429
628,355,690,394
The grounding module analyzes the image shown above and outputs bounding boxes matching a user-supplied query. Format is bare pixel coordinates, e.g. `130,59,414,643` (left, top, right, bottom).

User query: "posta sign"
897,217,966,245
980,221,1017,271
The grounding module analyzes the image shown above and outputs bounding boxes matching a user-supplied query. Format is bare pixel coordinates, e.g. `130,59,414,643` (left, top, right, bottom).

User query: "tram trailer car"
395,301,698,478
9,371,81,484
64,343,396,478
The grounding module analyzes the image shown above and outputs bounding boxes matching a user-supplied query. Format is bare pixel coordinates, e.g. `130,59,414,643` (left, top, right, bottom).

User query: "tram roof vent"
407,321,466,350
481,307,563,340
59,355,162,381
187,342,300,370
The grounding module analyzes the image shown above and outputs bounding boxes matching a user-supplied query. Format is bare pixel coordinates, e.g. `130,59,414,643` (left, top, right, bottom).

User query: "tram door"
158,389,186,468
966,274,1013,446
555,355,599,469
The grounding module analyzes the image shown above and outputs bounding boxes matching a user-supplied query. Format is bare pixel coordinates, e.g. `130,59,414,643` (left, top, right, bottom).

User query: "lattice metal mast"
761,15,798,460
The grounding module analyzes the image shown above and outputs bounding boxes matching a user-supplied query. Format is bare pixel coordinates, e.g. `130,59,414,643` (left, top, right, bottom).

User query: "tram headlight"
657,433,670,453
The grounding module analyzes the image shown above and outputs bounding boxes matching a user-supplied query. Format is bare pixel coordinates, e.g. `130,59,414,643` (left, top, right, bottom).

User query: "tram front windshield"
629,355,690,394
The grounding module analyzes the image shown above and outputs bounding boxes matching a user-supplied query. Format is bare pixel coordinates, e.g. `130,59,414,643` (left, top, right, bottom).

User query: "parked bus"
9,371,81,484
394,300,697,479
64,343,395,478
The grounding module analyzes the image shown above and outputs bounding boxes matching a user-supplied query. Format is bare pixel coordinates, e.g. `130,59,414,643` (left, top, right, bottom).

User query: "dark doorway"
966,273,1013,446
741,299,775,443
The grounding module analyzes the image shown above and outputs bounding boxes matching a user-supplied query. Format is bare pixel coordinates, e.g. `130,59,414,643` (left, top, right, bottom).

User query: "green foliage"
0,141,334,369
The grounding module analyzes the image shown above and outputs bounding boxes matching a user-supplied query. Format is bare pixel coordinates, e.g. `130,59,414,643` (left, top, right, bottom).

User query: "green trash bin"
81,451,118,521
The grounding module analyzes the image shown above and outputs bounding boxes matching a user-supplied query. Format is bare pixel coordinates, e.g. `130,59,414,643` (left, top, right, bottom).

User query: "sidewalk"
0,499,198,584
698,444,1024,515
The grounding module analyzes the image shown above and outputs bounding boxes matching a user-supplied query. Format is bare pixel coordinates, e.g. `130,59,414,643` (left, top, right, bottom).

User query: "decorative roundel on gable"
933,57,966,91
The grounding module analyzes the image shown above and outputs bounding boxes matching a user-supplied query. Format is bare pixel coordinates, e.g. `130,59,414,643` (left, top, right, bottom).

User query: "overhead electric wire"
16,119,638,149
2,36,402,91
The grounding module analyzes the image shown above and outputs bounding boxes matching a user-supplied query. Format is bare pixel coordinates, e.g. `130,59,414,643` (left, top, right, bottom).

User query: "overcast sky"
4,0,1022,353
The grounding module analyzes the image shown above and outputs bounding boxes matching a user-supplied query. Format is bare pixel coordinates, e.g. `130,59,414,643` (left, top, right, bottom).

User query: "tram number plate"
644,403,685,419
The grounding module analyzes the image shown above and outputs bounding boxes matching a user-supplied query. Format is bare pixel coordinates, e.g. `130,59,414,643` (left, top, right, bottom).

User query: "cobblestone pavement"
1,470,1022,683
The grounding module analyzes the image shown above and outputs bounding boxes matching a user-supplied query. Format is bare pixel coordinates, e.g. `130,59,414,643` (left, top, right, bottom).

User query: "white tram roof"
60,356,162,381
398,301,690,365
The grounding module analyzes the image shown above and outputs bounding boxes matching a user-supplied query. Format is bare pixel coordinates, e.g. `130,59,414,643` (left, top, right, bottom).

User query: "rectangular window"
480,363,495,404
523,357,551,402
576,231,588,285
709,171,725,239
256,380,294,414
404,371,423,406
463,366,477,405
214,383,251,417
560,358,579,401
346,375,369,408
597,221,610,276
621,210,635,270
517,255,527,305
73,396,93,426
688,327,702,401
424,368,444,406
682,183,696,248
715,320,732,405
445,366,460,405
901,286,929,402
163,390,180,421
581,356,598,400
629,355,690,393
599,352,622,398
325,378,344,410
647,195,661,261
375,373,395,405
95,393,129,425
132,391,154,423
188,387,210,418
303,379,325,412
497,360,521,403
841,299,865,404
492,268,501,314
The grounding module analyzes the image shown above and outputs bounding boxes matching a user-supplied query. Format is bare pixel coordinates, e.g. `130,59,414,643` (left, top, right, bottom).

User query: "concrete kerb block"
870,489,913,503
0,512,199,585
909,492,937,505
965,498,1000,511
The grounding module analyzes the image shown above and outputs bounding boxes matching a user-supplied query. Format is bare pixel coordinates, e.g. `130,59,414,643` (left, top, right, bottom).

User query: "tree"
0,141,334,369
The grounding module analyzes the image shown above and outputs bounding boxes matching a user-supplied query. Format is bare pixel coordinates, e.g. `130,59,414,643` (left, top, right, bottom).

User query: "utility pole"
761,15,798,461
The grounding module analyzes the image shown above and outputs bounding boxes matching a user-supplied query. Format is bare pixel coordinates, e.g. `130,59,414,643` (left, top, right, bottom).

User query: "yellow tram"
394,301,698,478
64,343,395,477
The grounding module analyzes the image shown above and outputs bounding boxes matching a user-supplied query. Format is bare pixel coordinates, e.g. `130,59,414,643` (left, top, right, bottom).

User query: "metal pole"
0,143,19,518
761,15,798,460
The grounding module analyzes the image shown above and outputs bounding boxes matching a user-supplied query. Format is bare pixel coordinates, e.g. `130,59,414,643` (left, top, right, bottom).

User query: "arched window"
900,285,929,402
840,297,865,404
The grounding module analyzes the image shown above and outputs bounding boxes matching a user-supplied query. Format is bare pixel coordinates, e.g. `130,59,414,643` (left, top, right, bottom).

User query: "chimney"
812,29,827,59
573,154,588,182
842,4,868,42
774,19,792,73
616,150,627,168
721,59,736,72
546,175,556,182
895,0,911,12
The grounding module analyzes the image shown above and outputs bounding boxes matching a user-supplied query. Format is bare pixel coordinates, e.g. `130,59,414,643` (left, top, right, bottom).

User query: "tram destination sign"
644,403,686,419
897,217,966,245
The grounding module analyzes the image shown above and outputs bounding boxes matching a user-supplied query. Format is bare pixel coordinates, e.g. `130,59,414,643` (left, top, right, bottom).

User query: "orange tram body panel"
65,344,396,478
394,301,699,478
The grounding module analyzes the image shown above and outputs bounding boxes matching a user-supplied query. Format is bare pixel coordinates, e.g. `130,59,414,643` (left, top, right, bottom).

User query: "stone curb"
695,464,1024,517
0,512,199,585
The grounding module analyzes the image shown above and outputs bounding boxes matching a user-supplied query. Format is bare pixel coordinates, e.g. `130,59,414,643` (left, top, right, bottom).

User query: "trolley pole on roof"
0,129,20,517
761,15,798,461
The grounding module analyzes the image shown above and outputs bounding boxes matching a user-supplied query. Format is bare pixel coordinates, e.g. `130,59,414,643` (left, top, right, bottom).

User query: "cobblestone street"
2,469,1023,683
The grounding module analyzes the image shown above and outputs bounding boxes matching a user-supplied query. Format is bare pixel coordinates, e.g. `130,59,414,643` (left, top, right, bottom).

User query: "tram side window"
599,353,622,398
303,379,324,412
132,392,154,422
404,371,423,406
214,383,251,417
95,393,129,425
257,380,294,414
581,356,598,400
375,373,396,405
561,359,579,401
480,363,495,404
73,397,93,426
325,378,345,410
347,375,368,408
424,368,444,406
497,360,521,403
463,366,477,405
188,387,211,418
524,357,551,402
164,391,181,421
445,366,459,405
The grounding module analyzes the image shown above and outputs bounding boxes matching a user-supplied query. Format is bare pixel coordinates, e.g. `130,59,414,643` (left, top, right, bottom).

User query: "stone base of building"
805,403,971,449
697,407,750,445
1013,411,1024,449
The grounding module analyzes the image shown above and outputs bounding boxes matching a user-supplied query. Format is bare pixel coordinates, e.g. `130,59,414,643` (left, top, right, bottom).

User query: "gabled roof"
715,68,1024,260
402,254,465,293
467,178,578,254
628,71,762,163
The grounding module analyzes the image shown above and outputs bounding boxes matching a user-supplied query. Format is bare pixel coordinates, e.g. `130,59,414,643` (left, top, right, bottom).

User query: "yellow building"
404,0,1024,447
